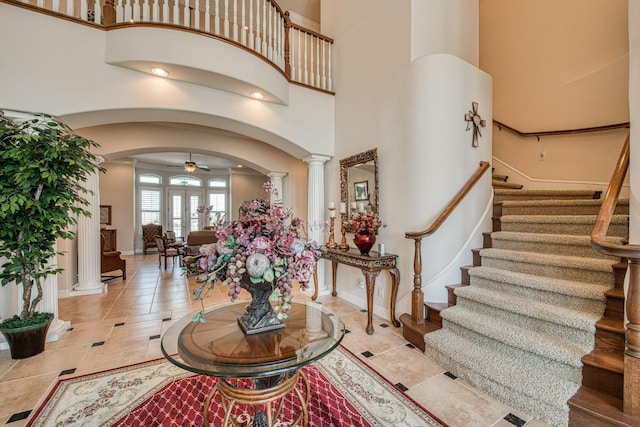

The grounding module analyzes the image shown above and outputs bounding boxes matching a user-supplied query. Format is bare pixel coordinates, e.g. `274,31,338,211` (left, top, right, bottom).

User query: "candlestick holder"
326,208,338,249
338,216,349,250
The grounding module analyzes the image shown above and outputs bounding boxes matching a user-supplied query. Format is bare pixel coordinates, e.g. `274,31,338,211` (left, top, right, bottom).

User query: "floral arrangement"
347,210,385,234
192,185,321,322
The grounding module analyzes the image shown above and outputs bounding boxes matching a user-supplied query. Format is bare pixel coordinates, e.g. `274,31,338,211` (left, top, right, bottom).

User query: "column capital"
303,154,331,166
267,171,287,179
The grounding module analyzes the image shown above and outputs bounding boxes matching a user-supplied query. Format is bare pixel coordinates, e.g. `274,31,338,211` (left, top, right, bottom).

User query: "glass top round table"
161,299,345,426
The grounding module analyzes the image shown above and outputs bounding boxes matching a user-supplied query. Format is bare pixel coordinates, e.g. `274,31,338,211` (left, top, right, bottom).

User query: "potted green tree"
0,113,103,359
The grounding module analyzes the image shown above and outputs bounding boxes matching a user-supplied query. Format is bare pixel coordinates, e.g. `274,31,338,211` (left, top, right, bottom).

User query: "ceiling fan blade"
197,165,211,171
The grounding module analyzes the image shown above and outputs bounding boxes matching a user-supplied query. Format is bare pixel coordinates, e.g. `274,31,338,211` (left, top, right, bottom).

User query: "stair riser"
490,239,618,261
469,275,606,313
442,319,583,382
500,221,628,238
460,266,471,285
605,294,625,321
500,205,629,217
455,297,596,350
594,329,625,354
582,364,623,400
480,257,615,286
494,193,601,203
446,284,460,305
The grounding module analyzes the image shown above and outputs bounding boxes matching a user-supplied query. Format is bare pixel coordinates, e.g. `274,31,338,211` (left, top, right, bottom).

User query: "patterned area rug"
27,346,445,426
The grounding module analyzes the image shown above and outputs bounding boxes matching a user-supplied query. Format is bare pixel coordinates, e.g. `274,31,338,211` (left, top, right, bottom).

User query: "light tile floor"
0,254,551,426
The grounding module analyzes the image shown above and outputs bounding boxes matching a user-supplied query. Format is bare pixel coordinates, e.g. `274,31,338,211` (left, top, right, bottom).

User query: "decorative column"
304,154,331,296
72,164,107,296
267,172,287,206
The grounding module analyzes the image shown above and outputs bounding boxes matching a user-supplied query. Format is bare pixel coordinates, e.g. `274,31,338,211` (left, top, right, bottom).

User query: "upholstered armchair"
142,223,162,254
100,233,126,279
155,236,181,269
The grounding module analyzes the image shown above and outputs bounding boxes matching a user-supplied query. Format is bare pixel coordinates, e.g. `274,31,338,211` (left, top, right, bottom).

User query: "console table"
320,248,400,335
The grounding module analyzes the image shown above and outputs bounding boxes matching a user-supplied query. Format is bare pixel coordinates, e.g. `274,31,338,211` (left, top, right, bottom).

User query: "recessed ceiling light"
236,164,243,168
250,92,264,100
151,67,169,77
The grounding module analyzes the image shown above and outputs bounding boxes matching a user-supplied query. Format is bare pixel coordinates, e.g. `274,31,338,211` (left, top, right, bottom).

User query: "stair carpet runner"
422,189,629,427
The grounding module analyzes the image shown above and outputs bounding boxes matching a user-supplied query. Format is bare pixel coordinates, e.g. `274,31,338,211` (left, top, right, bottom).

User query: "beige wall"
480,0,629,189
230,173,271,219
99,162,135,254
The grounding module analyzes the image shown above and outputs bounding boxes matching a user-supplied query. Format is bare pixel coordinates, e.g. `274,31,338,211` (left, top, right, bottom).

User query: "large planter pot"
237,280,285,335
0,317,53,359
353,231,376,255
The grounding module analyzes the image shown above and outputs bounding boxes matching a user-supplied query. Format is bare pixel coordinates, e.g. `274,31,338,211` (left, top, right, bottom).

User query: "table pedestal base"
203,370,310,427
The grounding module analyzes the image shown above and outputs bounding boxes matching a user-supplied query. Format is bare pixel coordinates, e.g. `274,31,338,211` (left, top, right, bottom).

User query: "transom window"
169,176,202,186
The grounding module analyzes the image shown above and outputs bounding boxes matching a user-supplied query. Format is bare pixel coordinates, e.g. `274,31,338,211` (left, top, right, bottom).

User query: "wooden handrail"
494,119,630,139
406,161,491,239
404,161,491,323
589,134,640,416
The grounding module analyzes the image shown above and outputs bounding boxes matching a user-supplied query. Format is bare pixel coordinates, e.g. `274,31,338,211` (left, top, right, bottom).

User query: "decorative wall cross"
464,102,486,147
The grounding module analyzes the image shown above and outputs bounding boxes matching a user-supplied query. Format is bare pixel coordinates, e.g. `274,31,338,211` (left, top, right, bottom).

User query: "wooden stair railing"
404,161,491,325
590,135,640,416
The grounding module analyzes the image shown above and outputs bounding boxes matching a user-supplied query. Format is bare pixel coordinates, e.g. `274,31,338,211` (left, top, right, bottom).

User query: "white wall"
322,0,492,316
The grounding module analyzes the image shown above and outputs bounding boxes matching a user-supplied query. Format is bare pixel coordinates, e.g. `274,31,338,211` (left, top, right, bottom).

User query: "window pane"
140,174,161,184
140,189,161,226
209,193,226,211
170,176,201,186
209,178,227,188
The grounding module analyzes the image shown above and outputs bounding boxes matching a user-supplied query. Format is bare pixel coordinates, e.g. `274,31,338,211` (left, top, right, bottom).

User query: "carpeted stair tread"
494,189,601,203
497,199,629,216
469,266,611,301
440,305,588,367
479,248,617,285
499,214,628,238
424,329,579,415
489,231,623,259
493,180,524,189
453,285,601,332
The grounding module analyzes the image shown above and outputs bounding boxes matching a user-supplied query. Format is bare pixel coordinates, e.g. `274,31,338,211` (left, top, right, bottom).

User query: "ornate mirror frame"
340,148,379,229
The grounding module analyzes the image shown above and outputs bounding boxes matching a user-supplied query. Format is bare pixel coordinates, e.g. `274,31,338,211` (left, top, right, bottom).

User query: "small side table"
319,248,400,335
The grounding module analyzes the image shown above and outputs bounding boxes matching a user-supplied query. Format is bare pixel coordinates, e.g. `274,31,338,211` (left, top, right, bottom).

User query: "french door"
168,189,202,239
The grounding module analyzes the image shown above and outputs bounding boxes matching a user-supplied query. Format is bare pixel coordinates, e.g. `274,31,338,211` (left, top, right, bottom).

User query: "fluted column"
304,154,331,296
72,165,107,296
267,172,287,206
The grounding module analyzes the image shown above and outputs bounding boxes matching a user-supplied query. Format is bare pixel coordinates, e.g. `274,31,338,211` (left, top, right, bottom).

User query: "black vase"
237,280,286,335
0,318,52,359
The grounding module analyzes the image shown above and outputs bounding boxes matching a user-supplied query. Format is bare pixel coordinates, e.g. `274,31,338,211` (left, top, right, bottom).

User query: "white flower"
246,253,271,278
216,241,234,255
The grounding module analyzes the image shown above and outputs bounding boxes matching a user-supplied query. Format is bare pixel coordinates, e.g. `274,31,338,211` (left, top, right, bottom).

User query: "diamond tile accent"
504,413,526,427
360,309,367,313
7,410,31,423
444,371,457,380
406,343,416,349
361,351,374,358
379,323,389,328
91,341,105,347
149,334,161,340
59,368,76,376
162,317,171,322
66,327,74,332
114,322,125,327
345,329,351,334
396,383,409,392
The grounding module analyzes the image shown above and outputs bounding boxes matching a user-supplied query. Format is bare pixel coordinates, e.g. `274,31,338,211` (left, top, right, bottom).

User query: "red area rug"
28,346,446,426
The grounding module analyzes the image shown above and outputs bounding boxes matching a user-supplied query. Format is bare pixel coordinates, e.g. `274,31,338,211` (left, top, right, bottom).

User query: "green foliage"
0,312,54,329
0,113,104,322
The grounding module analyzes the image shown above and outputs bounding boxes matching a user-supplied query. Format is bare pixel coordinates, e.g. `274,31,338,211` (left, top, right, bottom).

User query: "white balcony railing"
9,0,333,92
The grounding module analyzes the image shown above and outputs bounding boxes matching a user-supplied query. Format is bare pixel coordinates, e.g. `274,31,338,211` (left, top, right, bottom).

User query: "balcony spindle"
80,0,87,21
183,0,189,27
261,1,266,54
255,0,261,54
142,0,150,21
231,0,238,41
94,0,102,23
133,0,140,21
213,0,219,35
223,0,229,38
172,0,179,24
66,0,74,18
124,0,132,22
161,0,168,23
204,0,210,31
240,0,246,45
248,0,253,49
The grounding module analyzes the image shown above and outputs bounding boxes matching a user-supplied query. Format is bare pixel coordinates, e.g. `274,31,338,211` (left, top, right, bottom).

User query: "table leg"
331,261,338,296
312,269,318,301
363,270,380,335
388,268,401,327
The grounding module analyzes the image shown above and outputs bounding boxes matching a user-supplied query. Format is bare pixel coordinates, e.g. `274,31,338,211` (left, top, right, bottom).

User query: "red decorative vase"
353,231,376,255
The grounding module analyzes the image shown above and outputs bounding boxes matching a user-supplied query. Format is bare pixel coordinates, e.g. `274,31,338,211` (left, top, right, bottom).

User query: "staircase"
420,184,631,426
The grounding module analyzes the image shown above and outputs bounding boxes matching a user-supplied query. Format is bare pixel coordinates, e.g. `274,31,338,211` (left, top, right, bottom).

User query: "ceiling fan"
172,154,211,172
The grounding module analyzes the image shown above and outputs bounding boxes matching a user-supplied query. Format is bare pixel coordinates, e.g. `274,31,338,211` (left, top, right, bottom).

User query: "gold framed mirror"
340,148,379,226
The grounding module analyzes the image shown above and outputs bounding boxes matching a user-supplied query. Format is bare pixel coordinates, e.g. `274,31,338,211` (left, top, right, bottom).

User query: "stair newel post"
624,259,640,415
103,0,116,24
411,238,424,323
283,11,291,78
